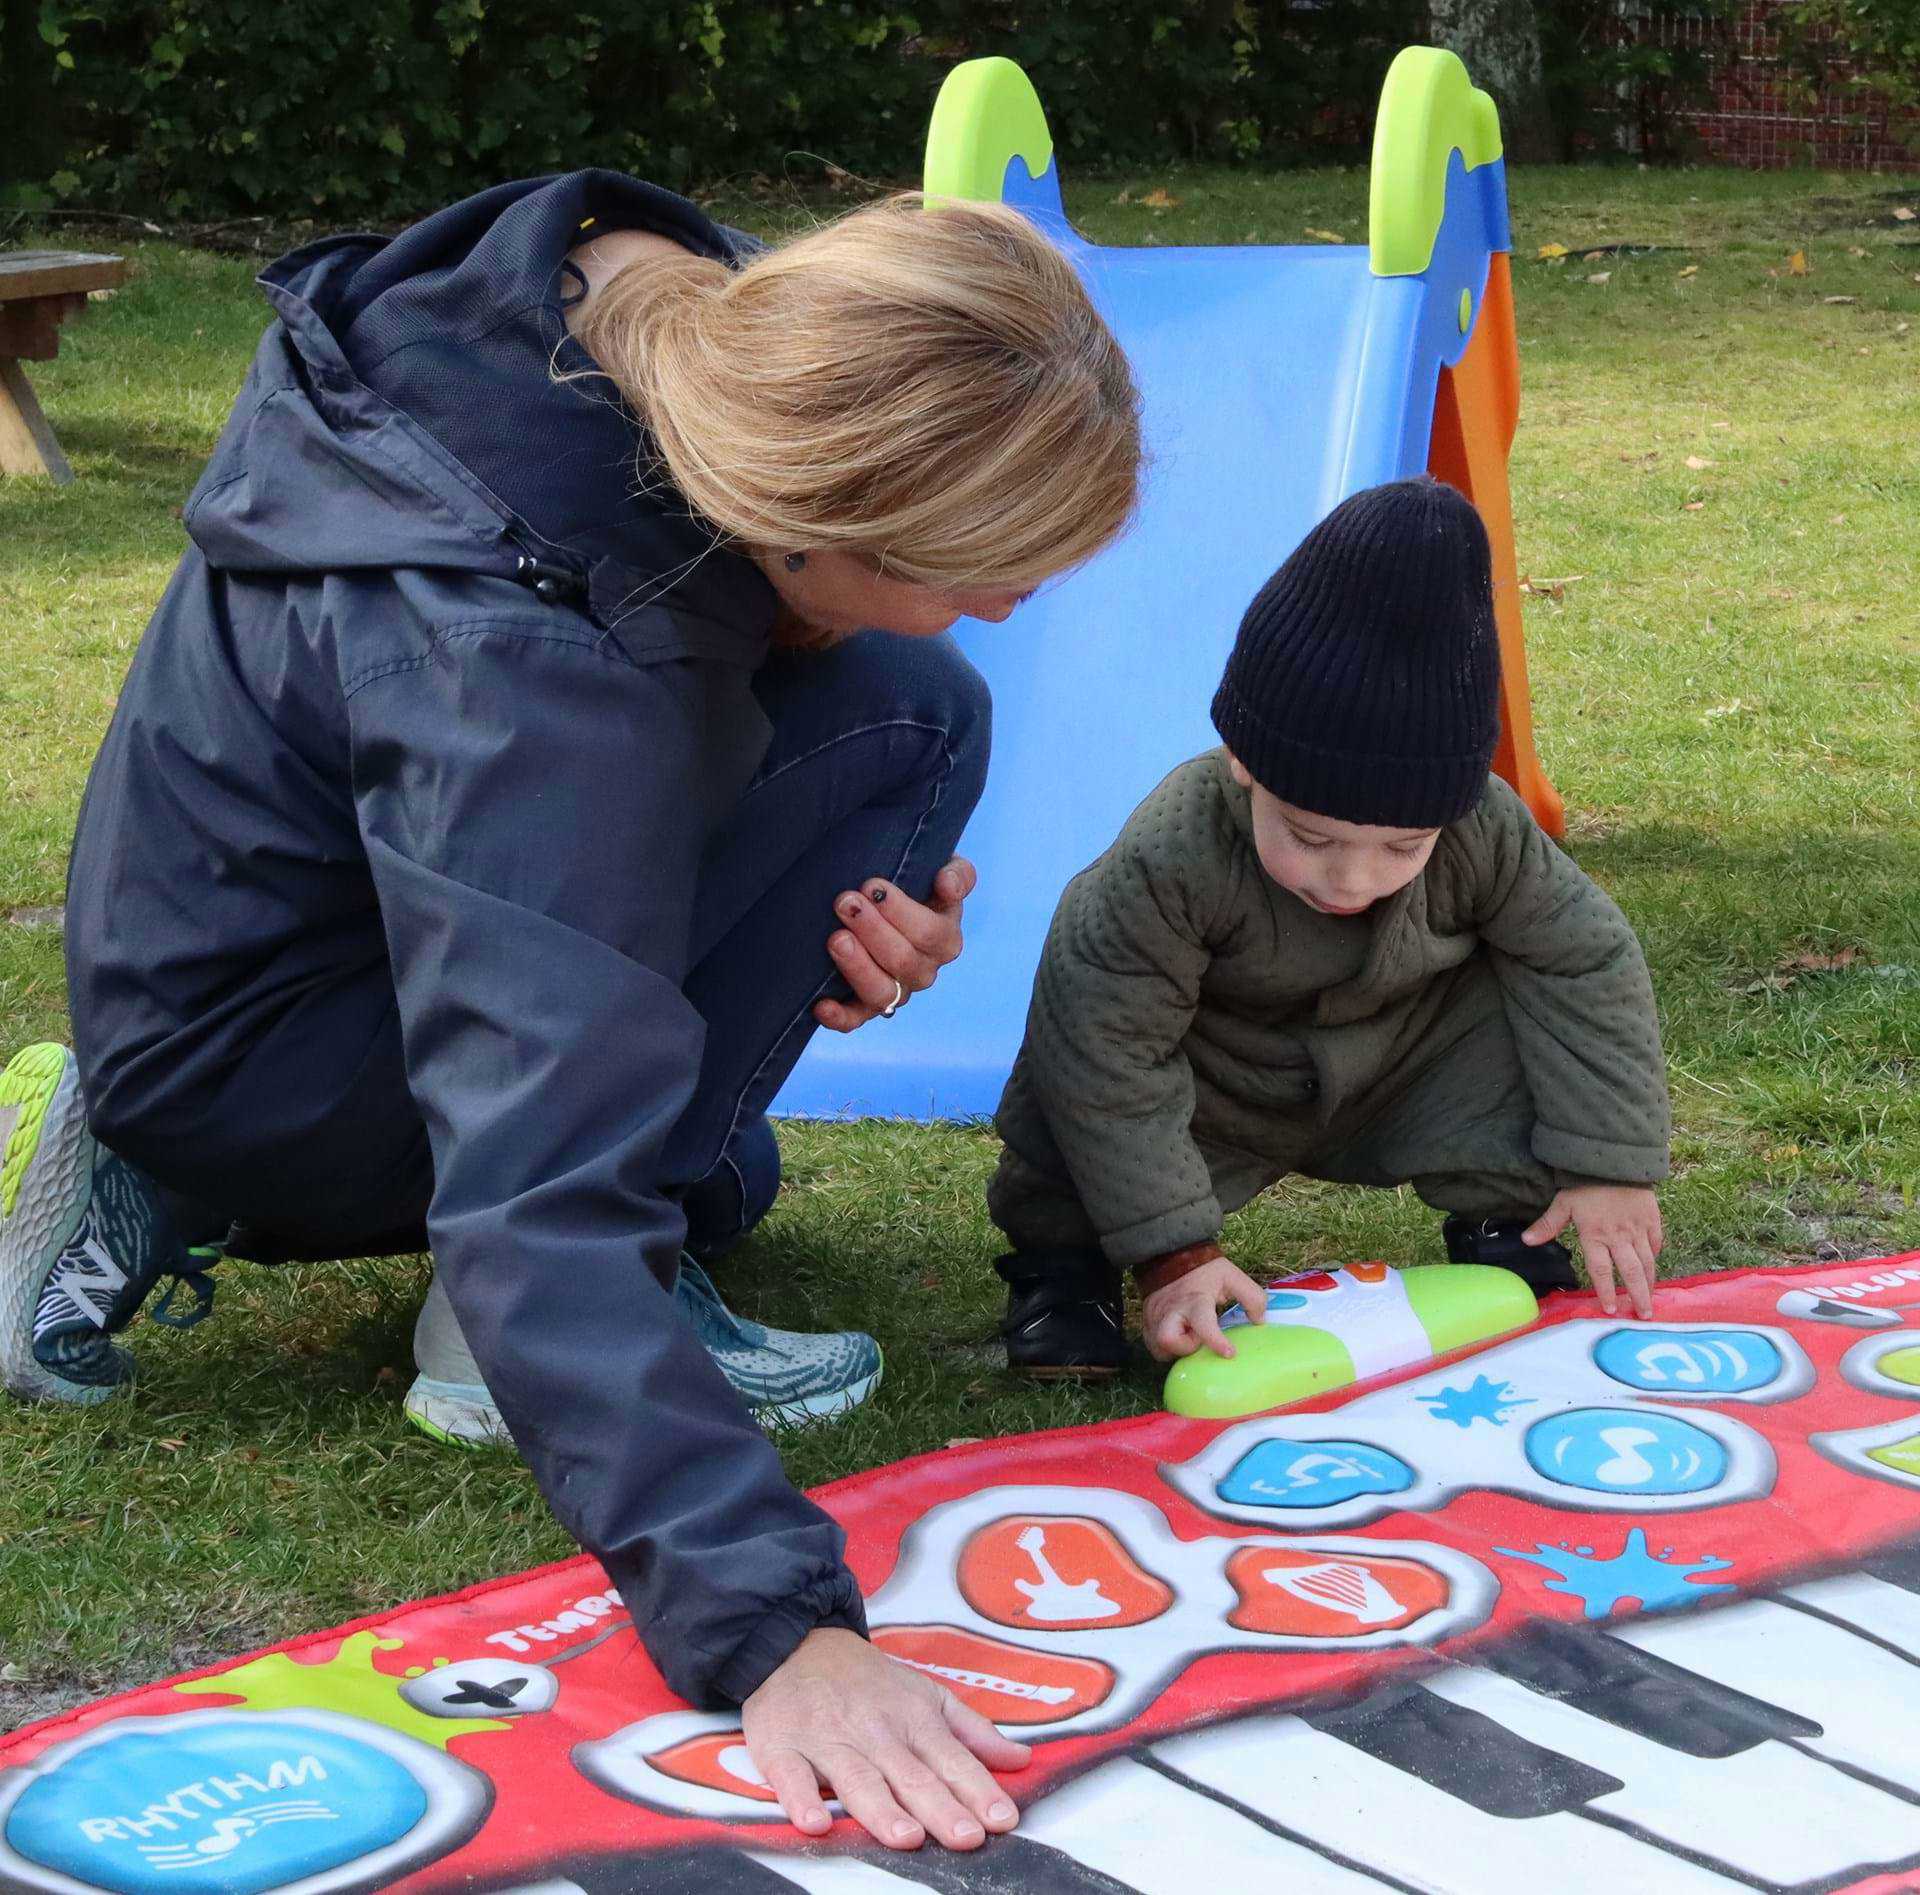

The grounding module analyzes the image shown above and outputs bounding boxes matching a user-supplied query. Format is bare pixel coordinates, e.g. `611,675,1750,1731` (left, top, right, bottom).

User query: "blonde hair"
573,195,1141,591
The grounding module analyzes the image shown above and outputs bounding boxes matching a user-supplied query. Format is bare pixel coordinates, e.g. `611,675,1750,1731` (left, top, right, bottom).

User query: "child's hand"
1524,1184,1663,1319
1141,1258,1271,1362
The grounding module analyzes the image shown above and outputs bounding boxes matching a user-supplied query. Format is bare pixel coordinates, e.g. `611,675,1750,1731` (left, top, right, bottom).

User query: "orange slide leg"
1427,254,1565,838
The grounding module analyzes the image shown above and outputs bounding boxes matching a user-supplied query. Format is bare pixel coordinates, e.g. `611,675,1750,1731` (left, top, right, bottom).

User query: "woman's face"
756,548,1034,639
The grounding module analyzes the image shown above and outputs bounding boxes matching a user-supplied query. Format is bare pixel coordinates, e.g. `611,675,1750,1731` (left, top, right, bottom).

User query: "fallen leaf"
1898,323,1912,336
1895,206,1916,222
1780,945,1864,975
1304,226,1345,243
1685,454,1714,469
157,1438,186,1452
1582,249,1607,261
1684,500,1706,511
1823,294,1857,304
1860,346,1873,355
945,1437,984,1449
1787,249,1811,275
1701,698,1742,718
1849,245,1869,257
1677,264,1699,278
1712,420,1732,429
1587,271,1612,284
1112,188,1132,205
1139,187,1181,210
1537,241,1570,260
1831,513,1848,525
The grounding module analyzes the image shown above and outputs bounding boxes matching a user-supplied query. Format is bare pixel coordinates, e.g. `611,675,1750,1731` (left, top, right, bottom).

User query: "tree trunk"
1427,0,1559,162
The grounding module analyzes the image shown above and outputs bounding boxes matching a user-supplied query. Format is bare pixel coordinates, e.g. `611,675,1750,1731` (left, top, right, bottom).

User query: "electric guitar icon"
1012,1526,1124,1623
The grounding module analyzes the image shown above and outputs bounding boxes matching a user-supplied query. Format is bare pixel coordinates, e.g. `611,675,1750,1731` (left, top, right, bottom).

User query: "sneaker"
402,1255,883,1448
1442,1214,1579,1297
997,1248,1128,1379
0,1044,218,1404
671,1258,883,1428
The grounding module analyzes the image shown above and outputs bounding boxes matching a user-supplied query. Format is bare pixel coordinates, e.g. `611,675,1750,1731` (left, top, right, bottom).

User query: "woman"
0,173,1140,1850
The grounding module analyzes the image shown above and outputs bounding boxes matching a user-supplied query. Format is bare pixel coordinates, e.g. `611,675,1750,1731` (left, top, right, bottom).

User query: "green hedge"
8,0,1422,221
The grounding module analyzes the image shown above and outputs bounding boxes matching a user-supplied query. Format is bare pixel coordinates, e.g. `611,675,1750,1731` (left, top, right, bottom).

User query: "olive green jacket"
994,751,1671,1268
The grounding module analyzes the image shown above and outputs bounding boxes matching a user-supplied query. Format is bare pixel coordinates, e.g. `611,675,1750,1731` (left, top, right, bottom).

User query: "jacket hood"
183,172,776,652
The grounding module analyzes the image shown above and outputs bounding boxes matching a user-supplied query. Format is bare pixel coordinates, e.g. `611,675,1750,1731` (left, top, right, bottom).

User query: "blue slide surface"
772,147,1504,1120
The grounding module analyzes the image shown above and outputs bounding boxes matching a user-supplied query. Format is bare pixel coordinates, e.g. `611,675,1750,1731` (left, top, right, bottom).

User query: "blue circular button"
1593,1328,1782,1395
1525,1409,1728,1495
1218,1438,1414,1509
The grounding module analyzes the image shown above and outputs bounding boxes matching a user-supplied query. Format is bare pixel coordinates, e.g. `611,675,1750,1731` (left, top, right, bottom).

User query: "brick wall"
1649,1,1920,170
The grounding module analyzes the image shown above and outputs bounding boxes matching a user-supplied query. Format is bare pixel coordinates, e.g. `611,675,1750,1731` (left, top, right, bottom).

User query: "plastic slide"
772,47,1561,1121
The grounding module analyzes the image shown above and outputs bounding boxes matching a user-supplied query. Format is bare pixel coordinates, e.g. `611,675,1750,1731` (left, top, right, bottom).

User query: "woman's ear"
1225,751,1253,790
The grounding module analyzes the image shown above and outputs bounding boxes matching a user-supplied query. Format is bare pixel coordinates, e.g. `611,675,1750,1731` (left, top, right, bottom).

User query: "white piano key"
1019,1755,1395,1892
1618,1600,1920,1796
1781,1570,1920,1661
1151,1711,1749,1894
1427,1664,1920,1885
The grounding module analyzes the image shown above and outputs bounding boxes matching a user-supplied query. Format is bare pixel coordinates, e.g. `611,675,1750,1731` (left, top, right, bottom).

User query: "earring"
784,551,807,573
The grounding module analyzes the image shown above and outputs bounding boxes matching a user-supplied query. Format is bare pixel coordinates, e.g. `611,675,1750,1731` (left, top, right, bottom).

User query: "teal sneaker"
0,1044,219,1404
672,1258,883,1427
402,1255,881,1448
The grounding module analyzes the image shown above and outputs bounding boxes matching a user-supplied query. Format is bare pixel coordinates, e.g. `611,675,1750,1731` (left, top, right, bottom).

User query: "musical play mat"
7,1256,1920,1895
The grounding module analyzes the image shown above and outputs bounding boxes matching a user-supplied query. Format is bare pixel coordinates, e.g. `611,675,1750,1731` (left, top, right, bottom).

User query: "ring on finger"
881,978,905,1019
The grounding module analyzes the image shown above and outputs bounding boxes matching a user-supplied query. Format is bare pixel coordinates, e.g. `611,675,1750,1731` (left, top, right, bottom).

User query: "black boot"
996,1248,1128,1378
1442,1215,1580,1297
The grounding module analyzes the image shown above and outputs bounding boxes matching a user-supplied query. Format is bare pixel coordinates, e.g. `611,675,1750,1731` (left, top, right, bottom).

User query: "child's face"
1227,754,1440,916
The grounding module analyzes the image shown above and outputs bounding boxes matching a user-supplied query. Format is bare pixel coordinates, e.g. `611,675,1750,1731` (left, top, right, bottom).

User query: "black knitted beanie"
1210,477,1501,828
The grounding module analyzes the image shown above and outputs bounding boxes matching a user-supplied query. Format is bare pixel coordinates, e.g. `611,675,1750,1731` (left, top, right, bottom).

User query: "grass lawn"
3,162,1919,1727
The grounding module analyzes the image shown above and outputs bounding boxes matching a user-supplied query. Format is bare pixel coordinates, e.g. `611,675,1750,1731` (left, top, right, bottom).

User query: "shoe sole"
403,1357,885,1451
0,1045,113,1406
402,1375,516,1450
1014,1363,1123,1382
755,1359,883,1431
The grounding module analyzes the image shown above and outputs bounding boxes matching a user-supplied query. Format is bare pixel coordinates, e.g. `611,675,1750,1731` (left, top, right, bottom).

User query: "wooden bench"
1,249,130,483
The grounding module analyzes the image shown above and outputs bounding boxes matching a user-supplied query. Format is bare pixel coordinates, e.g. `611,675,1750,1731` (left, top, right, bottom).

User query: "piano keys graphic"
482,1539,1920,1895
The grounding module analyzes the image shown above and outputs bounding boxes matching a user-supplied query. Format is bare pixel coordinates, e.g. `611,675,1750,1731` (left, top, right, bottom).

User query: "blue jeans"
131,631,991,1264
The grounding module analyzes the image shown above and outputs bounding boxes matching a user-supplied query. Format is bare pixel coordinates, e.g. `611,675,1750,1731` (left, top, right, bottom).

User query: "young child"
989,477,1670,1377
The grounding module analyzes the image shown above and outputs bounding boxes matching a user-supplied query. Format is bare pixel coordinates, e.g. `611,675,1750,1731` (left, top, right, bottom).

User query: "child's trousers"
990,957,1563,1261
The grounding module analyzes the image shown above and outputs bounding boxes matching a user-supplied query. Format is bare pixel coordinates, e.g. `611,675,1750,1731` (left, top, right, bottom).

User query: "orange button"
957,1515,1174,1632
646,1731,778,1802
1225,1546,1448,1636
872,1624,1114,1724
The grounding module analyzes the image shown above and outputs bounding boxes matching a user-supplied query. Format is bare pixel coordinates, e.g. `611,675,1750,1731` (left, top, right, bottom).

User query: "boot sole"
0,1045,114,1406
1015,1363,1123,1382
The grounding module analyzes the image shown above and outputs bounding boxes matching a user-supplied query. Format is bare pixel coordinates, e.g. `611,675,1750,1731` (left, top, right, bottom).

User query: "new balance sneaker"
0,1044,218,1404
996,1247,1128,1379
402,1255,883,1448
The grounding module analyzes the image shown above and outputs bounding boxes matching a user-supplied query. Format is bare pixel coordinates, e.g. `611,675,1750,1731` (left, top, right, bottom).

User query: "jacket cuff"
706,1570,870,1708
1534,1125,1671,1186
1099,1196,1224,1270
1135,1240,1228,1299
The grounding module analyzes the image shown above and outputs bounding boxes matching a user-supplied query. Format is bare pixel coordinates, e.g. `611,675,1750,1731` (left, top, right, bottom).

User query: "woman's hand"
1140,1257,1270,1362
816,857,976,1032
1524,1183,1663,1319
742,1627,1030,1850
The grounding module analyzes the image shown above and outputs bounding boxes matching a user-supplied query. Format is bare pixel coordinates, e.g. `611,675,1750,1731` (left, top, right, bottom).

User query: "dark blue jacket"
65,173,865,1704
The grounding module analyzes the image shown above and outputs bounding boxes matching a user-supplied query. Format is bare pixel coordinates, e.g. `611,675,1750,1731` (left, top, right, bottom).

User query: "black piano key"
870,1832,1145,1894
1861,1535,1920,1597
1306,1680,1625,1819
473,1849,805,1893
1478,1619,1821,1759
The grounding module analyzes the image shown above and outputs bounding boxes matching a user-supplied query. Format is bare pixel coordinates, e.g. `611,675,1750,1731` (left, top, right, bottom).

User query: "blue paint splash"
1416,1374,1535,1429
1496,1528,1737,1619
